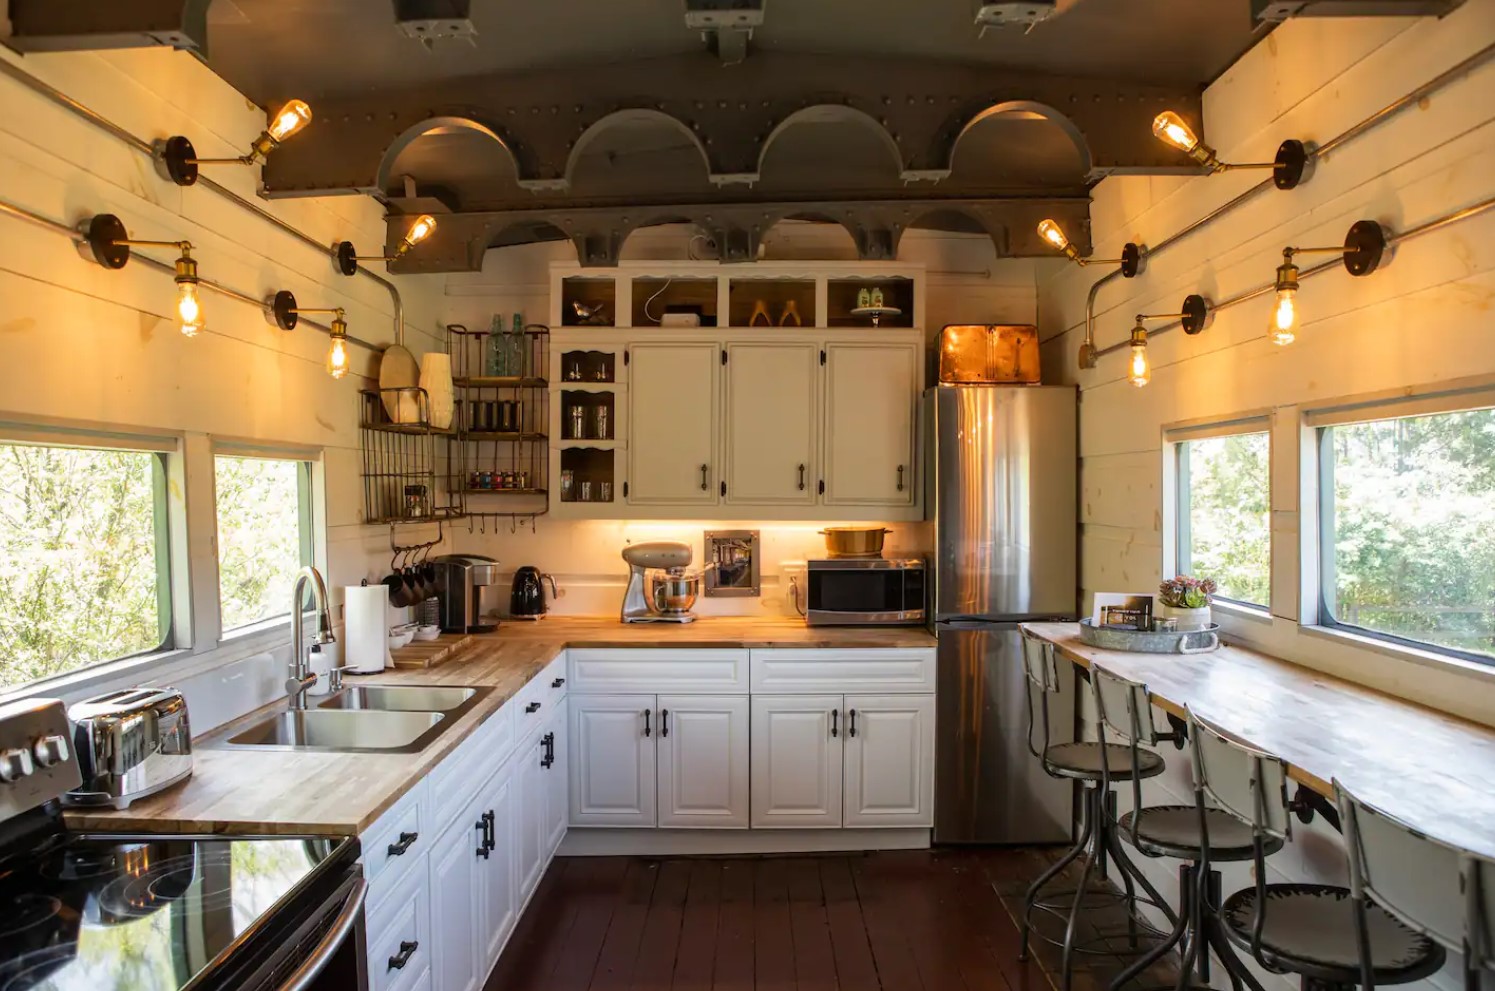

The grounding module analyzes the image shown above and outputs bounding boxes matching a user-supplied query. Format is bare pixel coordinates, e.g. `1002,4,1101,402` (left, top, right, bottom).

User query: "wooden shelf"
455,376,549,388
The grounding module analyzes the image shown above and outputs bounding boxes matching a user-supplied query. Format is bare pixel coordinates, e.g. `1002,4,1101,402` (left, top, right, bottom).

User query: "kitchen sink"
318,685,486,713
223,709,449,753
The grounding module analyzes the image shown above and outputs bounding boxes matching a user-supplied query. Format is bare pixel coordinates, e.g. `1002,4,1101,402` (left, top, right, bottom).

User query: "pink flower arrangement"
1159,575,1218,609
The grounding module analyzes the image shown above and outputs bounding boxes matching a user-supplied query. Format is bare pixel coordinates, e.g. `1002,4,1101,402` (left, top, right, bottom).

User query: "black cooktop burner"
0,832,345,991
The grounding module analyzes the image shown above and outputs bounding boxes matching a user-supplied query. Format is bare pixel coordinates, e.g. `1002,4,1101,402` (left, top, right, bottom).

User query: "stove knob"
0,747,34,783
32,733,70,768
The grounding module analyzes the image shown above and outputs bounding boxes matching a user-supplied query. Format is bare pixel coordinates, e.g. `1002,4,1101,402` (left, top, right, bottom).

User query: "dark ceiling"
194,1,1268,270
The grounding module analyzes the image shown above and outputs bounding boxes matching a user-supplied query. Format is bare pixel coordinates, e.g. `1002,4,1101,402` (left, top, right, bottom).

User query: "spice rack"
447,323,550,525
359,387,464,525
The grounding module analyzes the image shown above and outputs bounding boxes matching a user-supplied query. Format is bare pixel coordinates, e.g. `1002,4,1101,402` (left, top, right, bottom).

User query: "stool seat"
1118,806,1277,862
1043,742,1165,781
1220,884,1446,985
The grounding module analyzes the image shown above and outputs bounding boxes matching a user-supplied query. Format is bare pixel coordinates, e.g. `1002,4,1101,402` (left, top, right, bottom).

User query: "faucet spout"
288,565,336,710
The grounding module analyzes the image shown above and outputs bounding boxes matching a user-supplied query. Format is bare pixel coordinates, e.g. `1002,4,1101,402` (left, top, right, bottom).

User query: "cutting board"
390,634,473,669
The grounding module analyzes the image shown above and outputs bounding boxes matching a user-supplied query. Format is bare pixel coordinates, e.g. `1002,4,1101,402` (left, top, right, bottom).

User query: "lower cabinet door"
750,695,844,828
515,730,549,906
426,801,485,991
843,694,936,828
568,695,658,827
543,699,569,856
477,762,518,974
657,694,750,828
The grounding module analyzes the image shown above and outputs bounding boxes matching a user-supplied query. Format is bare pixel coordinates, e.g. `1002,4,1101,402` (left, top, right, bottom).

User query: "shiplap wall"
0,46,446,726
1037,9,1495,990
439,222,1035,613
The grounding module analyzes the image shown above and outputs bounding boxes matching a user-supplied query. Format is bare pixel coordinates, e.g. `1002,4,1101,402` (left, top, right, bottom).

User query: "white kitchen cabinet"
842,694,936,827
515,728,548,905
427,795,485,991
750,695,844,828
822,342,919,506
656,695,750,828
543,700,570,856
477,764,518,971
723,342,818,506
626,342,720,506
368,850,432,991
568,695,657,827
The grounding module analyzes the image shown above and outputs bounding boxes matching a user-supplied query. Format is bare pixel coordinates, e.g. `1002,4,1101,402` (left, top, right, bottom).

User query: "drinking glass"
559,469,574,501
599,481,612,502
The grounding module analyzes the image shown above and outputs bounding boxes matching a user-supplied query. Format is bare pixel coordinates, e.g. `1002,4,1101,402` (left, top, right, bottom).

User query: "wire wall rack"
359,386,465,526
446,322,550,529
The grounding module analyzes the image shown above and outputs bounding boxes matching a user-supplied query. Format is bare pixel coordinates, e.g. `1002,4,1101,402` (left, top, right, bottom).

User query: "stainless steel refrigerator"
925,384,1079,844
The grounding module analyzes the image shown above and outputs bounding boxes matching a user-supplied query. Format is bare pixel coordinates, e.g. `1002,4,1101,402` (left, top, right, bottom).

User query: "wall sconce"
1126,294,1211,388
1270,220,1386,346
158,99,313,186
1152,111,1308,190
333,215,438,275
268,290,350,379
80,213,204,336
1037,219,1143,277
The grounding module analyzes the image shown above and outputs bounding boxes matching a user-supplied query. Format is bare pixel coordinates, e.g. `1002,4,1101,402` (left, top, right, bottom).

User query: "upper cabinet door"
822,343,918,506
627,342,720,505
568,695,657,827
750,695,844,829
723,342,818,506
842,694,936,828
656,695,751,829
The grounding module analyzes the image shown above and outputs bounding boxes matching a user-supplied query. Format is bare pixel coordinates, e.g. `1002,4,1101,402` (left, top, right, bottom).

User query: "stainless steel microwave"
805,558,926,626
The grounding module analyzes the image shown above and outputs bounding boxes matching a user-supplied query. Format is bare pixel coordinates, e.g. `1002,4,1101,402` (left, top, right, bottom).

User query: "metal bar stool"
1336,779,1493,991
1187,708,1446,991
1018,631,1170,991
1091,663,1281,991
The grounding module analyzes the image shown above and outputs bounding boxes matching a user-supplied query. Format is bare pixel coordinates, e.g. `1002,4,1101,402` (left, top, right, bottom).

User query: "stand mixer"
621,541,701,624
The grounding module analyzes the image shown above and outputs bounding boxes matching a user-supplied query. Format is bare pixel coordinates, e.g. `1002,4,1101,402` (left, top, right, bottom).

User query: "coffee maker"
621,541,700,624
510,567,557,620
433,554,503,633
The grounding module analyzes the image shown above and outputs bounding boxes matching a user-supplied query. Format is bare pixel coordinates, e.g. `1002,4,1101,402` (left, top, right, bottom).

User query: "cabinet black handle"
525,701,542,713
849,709,858,738
896,465,905,491
388,940,419,971
386,831,418,857
551,677,566,688
660,709,670,738
818,479,825,496
541,731,555,768
831,709,838,738
475,814,490,859
644,709,652,737
485,809,496,851
699,464,709,490
798,464,806,490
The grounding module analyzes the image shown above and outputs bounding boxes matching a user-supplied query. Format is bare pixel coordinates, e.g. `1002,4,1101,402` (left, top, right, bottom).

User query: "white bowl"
387,631,414,650
414,625,441,642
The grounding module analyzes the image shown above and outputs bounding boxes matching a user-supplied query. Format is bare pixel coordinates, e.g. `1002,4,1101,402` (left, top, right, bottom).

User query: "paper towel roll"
344,584,391,673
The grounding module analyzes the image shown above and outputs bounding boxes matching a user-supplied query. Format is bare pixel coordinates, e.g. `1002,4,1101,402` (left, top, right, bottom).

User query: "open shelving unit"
359,387,464,526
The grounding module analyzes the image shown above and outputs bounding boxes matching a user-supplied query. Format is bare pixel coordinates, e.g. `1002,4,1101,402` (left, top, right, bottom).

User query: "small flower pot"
1158,603,1211,632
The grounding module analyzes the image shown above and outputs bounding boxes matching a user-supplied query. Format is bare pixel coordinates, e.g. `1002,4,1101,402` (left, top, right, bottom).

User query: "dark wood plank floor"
486,848,1178,991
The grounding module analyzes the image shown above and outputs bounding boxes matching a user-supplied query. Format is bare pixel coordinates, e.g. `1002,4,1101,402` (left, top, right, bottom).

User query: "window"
215,455,313,633
1319,406,1495,663
1175,429,1271,608
0,442,171,691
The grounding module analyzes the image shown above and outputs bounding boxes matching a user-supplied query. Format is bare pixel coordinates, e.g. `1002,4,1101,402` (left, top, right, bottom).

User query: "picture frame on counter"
1092,592,1157,631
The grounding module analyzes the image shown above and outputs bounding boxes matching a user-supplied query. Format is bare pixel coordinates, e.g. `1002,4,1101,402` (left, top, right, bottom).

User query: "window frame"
1307,388,1495,668
1163,415,1274,613
0,426,183,695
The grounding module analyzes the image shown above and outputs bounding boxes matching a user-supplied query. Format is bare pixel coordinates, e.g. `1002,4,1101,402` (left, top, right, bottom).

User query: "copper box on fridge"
937,324,1040,384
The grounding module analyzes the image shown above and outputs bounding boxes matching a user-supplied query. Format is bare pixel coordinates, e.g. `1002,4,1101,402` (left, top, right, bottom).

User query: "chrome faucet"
286,565,336,710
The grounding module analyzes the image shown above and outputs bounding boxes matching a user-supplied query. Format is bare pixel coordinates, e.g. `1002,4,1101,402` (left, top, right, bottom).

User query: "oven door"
805,561,925,625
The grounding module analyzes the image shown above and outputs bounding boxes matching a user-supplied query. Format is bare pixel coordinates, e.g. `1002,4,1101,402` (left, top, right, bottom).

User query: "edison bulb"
326,333,350,379
1152,111,1200,153
404,215,437,247
1036,219,1070,252
268,99,313,143
1271,287,1297,346
1128,343,1151,387
177,281,204,337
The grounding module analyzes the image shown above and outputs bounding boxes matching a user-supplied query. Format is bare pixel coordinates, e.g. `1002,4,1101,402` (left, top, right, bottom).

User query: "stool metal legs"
1107,864,1269,991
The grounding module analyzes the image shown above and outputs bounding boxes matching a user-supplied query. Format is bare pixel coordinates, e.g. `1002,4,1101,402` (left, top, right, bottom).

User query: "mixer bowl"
649,572,700,614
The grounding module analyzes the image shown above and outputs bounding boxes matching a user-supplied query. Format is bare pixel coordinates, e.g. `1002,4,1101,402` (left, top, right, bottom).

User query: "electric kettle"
510,566,557,620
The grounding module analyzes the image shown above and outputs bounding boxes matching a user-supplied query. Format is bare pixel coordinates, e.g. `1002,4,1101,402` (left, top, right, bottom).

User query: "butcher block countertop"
1022,622,1495,862
63,618,935,838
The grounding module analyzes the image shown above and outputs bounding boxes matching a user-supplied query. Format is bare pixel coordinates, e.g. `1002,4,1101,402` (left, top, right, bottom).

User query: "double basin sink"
221,685,492,754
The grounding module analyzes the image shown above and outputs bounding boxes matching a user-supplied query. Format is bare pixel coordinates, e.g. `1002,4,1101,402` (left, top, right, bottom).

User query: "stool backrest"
1336,779,1495,983
1019,630,1062,764
1092,663,1163,850
1187,708,1291,842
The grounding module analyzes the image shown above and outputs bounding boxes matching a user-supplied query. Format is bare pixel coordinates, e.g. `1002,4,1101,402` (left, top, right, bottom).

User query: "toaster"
63,688,193,809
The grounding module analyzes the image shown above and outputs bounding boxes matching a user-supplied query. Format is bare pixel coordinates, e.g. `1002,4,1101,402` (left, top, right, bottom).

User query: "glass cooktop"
0,833,343,991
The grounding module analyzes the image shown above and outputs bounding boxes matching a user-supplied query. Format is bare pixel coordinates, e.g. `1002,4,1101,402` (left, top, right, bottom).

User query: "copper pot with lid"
818,526,892,558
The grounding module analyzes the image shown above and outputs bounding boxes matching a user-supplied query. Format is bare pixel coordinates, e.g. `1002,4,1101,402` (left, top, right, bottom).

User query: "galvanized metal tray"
1079,619,1220,654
